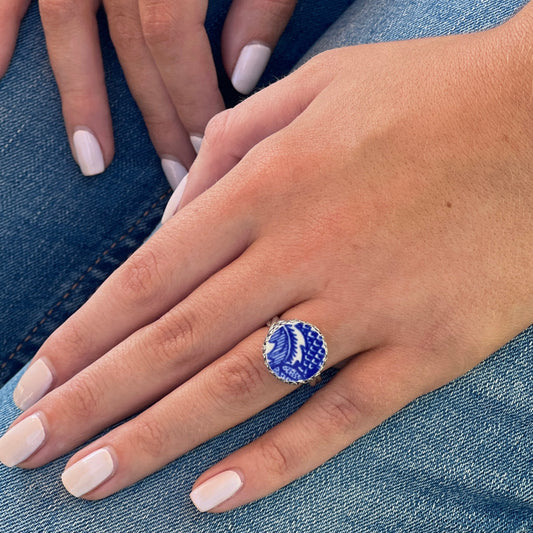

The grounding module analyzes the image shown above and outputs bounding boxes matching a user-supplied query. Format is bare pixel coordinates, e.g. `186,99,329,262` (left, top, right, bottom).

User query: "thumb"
222,0,297,95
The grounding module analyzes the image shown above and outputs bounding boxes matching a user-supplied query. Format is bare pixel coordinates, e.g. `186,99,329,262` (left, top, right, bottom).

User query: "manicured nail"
62,448,115,497
231,43,271,95
0,414,46,467
73,129,105,176
13,360,53,411
161,174,188,224
190,135,203,154
161,157,187,190
190,470,243,512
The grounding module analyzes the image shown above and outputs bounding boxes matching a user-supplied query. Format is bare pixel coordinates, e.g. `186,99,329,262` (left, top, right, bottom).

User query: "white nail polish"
0,414,46,467
62,448,115,498
161,157,187,190
190,135,203,154
190,470,243,512
13,360,53,411
231,43,272,95
73,129,105,176
161,174,188,224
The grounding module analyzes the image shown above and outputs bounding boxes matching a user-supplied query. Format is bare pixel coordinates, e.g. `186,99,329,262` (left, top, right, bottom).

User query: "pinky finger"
190,346,450,512
0,0,31,78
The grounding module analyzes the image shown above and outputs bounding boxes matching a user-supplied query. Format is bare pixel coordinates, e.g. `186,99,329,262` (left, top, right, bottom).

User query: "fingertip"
0,413,46,468
72,128,106,176
231,42,272,95
221,0,295,91
13,359,54,412
190,469,244,512
161,156,188,190
62,447,116,498
190,134,203,154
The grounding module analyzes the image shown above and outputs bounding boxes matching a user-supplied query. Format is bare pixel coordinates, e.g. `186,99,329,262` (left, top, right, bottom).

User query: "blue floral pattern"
263,320,327,384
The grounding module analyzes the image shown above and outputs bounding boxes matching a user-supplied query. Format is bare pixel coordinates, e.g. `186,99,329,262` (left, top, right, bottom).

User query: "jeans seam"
1,189,171,373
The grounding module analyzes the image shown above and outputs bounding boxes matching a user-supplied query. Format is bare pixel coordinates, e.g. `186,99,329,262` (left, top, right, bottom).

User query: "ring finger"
57,299,357,499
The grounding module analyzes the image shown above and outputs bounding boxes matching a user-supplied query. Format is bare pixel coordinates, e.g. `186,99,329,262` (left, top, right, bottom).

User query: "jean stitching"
0,190,171,371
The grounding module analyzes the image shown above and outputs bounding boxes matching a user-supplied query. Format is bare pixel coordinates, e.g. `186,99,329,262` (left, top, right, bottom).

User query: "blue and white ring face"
263,320,328,384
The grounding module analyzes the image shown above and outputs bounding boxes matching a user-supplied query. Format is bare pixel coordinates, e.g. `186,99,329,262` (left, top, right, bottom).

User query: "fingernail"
161,157,187,190
231,43,271,95
190,470,243,512
62,448,115,497
0,414,46,467
13,359,53,411
73,129,105,176
161,174,188,224
190,135,203,154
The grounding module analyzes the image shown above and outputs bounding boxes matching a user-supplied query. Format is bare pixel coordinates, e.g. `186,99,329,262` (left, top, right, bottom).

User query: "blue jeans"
0,0,531,531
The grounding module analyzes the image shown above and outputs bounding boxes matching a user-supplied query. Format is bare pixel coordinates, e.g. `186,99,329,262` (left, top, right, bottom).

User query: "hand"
1,12,532,512
0,0,297,180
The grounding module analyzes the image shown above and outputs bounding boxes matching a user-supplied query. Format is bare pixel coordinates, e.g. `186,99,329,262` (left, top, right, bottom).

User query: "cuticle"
39,356,56,389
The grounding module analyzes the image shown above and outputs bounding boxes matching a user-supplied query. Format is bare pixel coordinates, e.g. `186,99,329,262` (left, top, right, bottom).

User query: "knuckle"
44,316,90,358
314,389,364,435
303,49,341,77
39,0,77,23
131,417,168,459
256,438,290,478
300,52,330,78
105,0,150,53
63,373,102,421
139,0,182,47
148,309,197,369
214,350,266,406
113,249,163,309
203,110,235,150
106,6,146,52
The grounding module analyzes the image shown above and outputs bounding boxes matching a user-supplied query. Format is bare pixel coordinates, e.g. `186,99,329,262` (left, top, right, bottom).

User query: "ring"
263,318,328,384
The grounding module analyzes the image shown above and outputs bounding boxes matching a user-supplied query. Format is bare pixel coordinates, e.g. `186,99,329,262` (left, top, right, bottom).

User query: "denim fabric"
300,0,530,63
0,0,532,531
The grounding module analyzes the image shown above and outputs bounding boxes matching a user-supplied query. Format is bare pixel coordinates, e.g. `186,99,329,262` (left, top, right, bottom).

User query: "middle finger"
104,0,196,176
139,0,225,138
